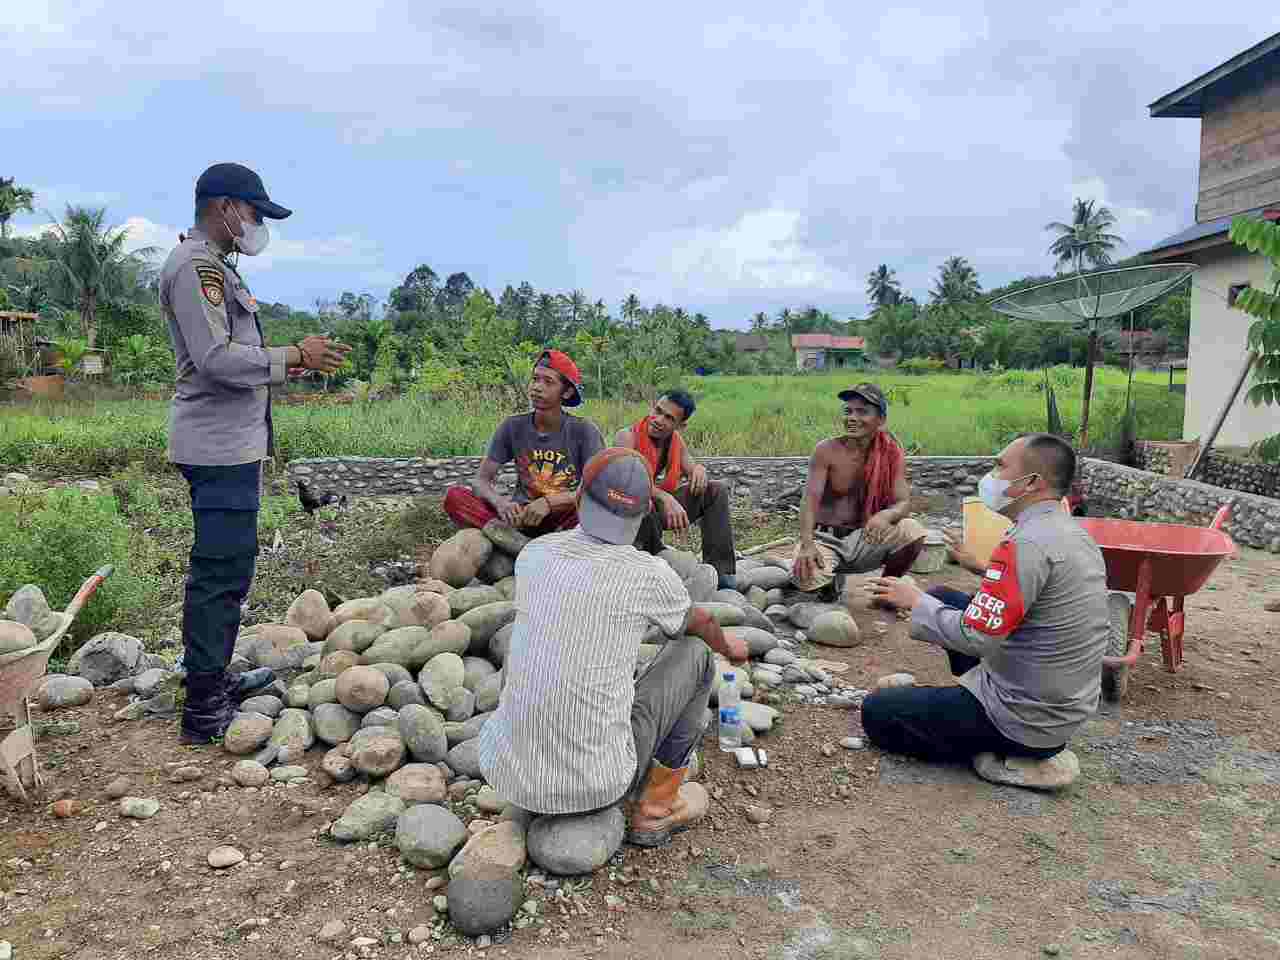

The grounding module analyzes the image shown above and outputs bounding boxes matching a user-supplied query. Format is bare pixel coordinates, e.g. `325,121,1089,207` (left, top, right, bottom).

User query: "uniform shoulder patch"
194,264,224,307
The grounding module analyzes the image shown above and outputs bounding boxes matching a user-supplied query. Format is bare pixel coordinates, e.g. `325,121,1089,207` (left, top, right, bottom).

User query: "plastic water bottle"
718,671,743,752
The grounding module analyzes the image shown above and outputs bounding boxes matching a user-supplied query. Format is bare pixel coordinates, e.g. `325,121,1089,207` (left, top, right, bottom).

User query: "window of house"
1228,283,1250,307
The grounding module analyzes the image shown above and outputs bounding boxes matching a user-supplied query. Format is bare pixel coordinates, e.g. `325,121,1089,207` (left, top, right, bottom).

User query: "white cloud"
623,208,855,296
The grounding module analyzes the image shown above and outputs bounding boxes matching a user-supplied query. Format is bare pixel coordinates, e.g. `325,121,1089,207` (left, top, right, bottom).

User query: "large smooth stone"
722,626,778,657
267,708,315,756
360,626,435,670
809,610,862,648
474,673,502,714
328,597,397,633
387,679,427,710
489,623,515,665
447,586,506,618
349,726,406,777
67,632,144,685
385,763,448,805
223,711,274,755
462,656,498,692
445,739,483,779
313,703,362,745
420,652,466,709
526,807,625,875
285,589,331,640
399,704,448,763
458,602,516,654
396,804,468,867
38,675,93,709
335,665,390,713
331,792,405,842
788,602,846,631
380,586,452,630
323,620,386,655
739,566,792,591
414,621,471,665
448,860,523,936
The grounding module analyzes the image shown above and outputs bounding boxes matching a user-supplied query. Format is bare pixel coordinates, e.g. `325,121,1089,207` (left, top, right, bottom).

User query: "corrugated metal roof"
1143,206,1276,256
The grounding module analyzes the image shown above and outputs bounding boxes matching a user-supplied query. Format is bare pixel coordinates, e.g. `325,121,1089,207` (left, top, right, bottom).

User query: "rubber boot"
880,537,926,578
227,667,275,701
627,761,708,847
180,671,236,745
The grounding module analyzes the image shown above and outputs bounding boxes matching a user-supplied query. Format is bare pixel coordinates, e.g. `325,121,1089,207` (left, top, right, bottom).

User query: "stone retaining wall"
287,454,1280,553
1136,440,1280,499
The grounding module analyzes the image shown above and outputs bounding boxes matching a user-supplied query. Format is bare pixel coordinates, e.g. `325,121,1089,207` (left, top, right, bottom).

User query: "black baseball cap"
837,382,888,417
195,163,292,220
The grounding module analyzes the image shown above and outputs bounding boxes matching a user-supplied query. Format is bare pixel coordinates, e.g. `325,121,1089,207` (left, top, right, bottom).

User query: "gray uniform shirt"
910,501,1109,748
159,226,287,465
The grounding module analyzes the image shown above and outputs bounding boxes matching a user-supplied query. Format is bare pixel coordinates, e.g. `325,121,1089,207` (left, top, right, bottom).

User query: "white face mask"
978,471,1035,515
223,205,270,256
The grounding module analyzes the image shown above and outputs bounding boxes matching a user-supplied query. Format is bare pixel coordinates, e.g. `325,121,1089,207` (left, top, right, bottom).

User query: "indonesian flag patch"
962,539,1026,637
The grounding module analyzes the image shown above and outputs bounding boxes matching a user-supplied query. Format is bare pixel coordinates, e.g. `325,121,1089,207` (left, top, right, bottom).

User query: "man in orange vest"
615,389,736,590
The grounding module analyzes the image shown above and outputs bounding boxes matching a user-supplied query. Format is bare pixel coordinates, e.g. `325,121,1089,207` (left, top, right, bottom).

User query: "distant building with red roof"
791,333,866,371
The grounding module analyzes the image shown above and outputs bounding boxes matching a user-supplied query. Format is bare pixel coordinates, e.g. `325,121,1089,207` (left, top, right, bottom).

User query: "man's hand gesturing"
297,336,353,374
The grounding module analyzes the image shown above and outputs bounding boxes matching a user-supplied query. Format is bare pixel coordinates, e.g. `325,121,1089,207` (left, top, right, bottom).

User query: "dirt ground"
3,504,1280,960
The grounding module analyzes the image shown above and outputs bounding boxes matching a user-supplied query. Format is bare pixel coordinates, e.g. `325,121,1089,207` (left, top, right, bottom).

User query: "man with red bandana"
444,350,604,536
615,389,737,590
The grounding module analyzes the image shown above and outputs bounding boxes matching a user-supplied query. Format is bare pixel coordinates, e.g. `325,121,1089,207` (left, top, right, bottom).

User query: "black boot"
180,671,236,745
227,667,275,701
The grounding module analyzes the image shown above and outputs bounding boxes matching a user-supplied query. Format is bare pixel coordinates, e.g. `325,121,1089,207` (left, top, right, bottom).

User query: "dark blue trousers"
177,462,260,676
860,585,1065,762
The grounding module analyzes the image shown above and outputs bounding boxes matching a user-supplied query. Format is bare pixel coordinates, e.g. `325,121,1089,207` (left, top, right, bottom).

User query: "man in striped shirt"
478,448,749,846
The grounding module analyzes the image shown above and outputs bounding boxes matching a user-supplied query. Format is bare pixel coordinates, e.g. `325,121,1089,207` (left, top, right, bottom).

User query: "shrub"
0,487,163,650
898,357,947,375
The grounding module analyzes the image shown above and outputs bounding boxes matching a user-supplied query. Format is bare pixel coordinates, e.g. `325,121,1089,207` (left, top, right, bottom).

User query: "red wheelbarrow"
1078,507,1234,701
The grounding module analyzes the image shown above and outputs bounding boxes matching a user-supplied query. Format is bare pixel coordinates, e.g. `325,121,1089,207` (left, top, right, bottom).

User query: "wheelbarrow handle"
63,564,115,621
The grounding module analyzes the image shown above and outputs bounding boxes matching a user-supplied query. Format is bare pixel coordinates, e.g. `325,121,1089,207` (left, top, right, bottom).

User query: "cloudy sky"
3,3,1267,326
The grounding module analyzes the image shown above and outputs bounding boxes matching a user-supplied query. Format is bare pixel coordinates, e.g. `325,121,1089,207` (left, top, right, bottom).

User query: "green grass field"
0,366,1183,474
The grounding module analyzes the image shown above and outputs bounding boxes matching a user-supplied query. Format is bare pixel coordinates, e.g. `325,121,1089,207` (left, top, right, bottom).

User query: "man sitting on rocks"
615,389,737,590
478,448,749,847
792,383,927,602
444,349,604,537
862,434,1108,790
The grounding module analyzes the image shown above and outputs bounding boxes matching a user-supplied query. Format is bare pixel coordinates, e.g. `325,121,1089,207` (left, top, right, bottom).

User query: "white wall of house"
795,347,825,370
1185,243,1280,447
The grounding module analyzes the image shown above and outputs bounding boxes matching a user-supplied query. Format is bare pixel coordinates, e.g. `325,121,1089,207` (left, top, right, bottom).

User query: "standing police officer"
159,163,350,744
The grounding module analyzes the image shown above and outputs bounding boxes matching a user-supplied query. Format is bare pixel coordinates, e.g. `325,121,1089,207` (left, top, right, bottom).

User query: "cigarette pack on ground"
734,747,768,769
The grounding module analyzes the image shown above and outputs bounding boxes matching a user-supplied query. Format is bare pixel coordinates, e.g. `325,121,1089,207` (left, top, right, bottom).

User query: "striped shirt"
477,528,690,814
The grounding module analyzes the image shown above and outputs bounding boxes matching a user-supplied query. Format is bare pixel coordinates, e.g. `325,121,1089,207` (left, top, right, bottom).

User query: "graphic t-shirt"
486,413,605,503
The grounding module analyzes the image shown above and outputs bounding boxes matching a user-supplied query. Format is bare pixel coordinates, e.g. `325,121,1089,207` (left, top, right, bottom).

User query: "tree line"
0,178,1189,397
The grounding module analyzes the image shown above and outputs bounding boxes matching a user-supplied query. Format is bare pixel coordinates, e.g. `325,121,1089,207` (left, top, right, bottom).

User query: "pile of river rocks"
32,522,895,938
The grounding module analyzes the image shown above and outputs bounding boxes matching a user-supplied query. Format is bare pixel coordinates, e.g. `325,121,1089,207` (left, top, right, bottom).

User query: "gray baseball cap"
577,448,654,545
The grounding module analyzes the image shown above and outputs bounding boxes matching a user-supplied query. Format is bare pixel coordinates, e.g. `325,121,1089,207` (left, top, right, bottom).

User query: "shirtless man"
792,383,926,599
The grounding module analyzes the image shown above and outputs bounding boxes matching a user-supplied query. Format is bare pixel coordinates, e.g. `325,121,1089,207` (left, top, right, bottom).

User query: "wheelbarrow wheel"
1101,591,1133,703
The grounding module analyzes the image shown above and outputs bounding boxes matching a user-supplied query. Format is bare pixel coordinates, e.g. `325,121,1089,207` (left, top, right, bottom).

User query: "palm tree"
0,177,36,239
866,264,902,310
749,311,770,332
930,256,981,305
35,206,157,347
620,293,641,327
1045,198,1123,272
